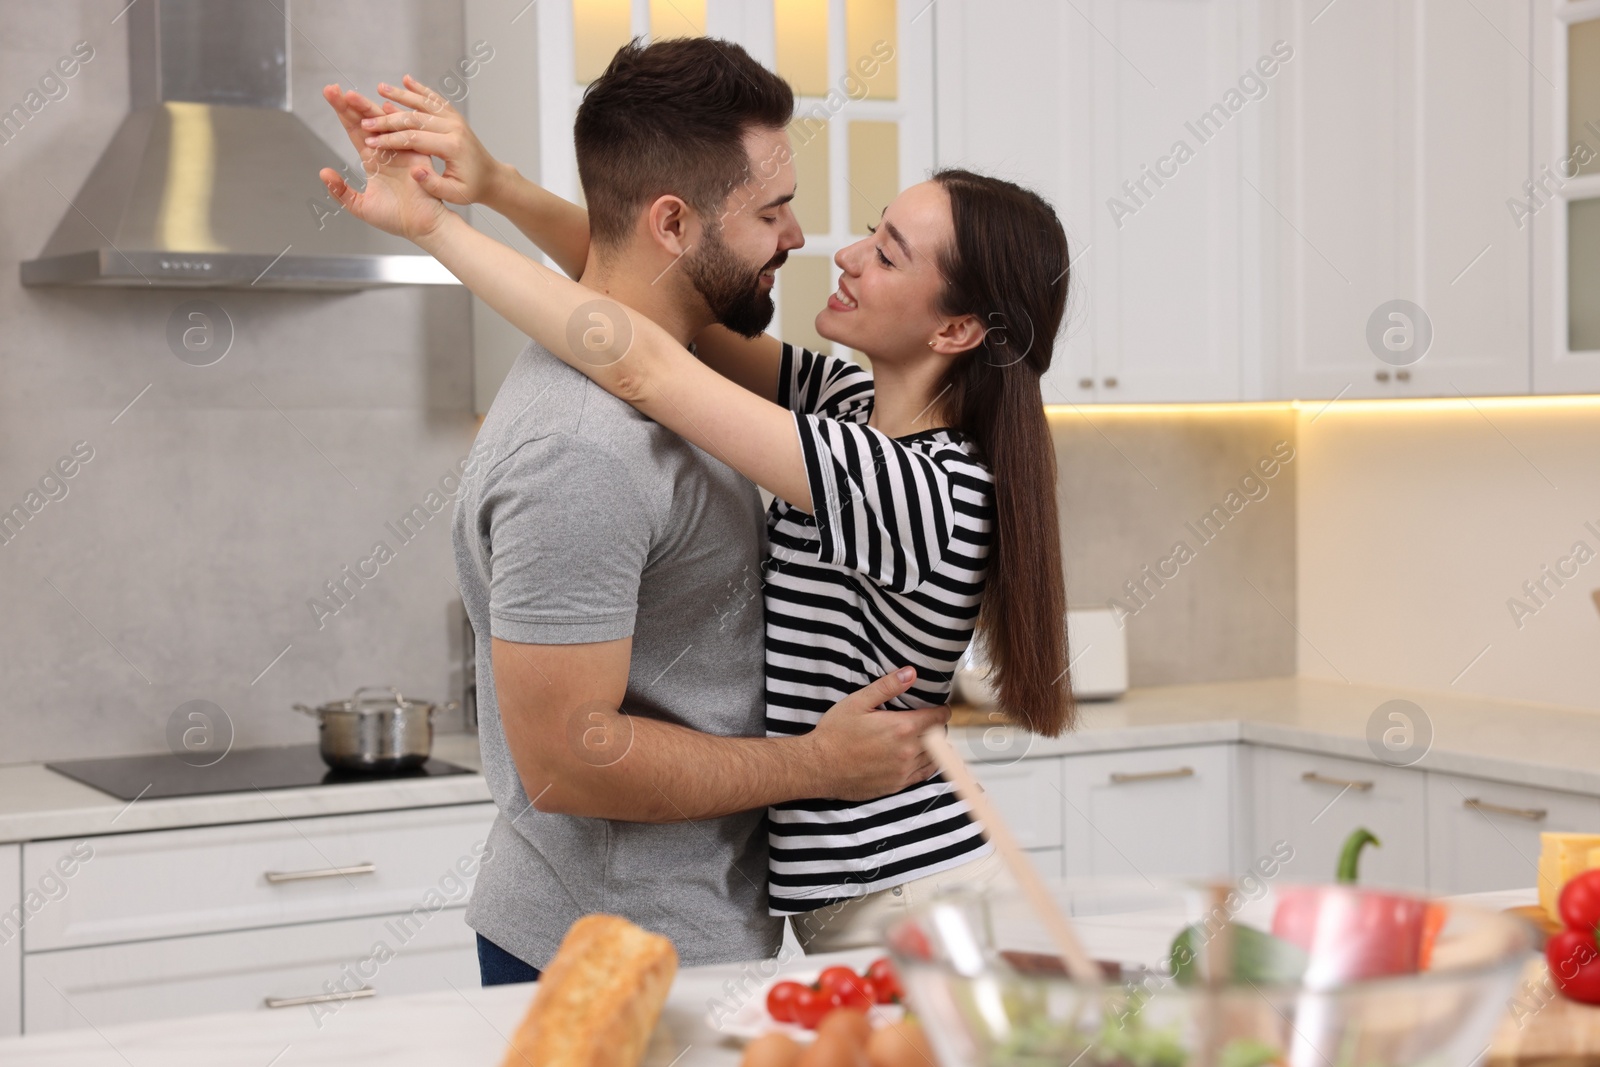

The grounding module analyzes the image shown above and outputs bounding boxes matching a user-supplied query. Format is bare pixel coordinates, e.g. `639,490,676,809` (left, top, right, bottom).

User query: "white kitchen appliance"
953,606,1129,706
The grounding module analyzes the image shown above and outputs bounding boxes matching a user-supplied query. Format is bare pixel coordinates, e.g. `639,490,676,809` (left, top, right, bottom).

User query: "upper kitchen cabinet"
1268,0,1533,399
1532,0,1600,393
936,0,1255,403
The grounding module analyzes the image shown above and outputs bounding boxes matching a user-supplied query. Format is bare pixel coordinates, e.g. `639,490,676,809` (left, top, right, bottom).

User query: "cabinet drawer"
22,803,496,951
0,844,17,1038
24,906,479,1033
1426,773,1600,895
1252,749,1425,889
972,758,1064,850
1061,745,1236,881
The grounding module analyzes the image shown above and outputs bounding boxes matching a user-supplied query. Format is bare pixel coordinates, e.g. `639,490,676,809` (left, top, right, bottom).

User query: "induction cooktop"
47,744,474,802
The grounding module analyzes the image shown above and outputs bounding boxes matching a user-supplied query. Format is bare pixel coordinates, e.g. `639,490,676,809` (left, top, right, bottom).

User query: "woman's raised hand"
358,74,507,207
318,83,452,244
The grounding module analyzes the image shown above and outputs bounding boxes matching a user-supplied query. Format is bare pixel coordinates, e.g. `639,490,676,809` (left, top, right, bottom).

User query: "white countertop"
0,895,1539,1067
0,943,885,1067
0,734,491,845
2,676,1595,845
963,676,1600,794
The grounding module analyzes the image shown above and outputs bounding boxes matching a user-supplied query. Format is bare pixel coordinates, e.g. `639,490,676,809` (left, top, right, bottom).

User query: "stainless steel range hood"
20,0,456,290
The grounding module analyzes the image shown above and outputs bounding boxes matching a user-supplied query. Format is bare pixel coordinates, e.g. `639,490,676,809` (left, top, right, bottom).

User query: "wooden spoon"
922,727,1101,983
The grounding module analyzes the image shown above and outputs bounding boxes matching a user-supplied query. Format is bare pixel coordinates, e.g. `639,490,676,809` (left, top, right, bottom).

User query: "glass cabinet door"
1532,1,1600,392
547,0,930,360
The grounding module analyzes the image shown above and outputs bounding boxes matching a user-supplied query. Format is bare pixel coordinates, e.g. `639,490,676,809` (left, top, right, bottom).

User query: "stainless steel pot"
294,686,442,773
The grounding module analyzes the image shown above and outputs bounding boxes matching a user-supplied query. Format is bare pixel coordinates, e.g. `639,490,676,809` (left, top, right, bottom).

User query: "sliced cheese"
1540,851,1561,922
1539,832,1600,922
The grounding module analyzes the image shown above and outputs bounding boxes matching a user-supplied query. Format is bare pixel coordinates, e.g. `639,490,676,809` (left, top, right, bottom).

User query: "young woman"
325,76,1077,950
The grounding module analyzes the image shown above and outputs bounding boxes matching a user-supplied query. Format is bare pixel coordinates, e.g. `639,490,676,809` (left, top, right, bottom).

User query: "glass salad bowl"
882,878,1534,1067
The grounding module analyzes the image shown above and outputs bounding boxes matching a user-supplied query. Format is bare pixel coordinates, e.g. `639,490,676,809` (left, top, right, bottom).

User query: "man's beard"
684,225,784,339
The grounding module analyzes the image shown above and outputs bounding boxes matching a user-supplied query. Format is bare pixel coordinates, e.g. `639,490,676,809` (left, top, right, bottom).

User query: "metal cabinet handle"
1301,771,1373,791
1103,377,1119,388
264,987,375,1009
264,862,376,884
1396,369,1411,381
1109,766,1194,785
1078,377,1094,389
1375,370,1391,382
1464,797,1547,822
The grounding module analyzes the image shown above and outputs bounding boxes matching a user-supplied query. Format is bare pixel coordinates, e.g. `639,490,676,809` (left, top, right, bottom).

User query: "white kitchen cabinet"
1269,0,1532,400
1061,744,1236,881
1075,0,1252,403
971,758,1065,851
1,844,18,1037
22,803,496,952
23,905,479,1034
1027,848,1064,880
1531,0,1600,394
1426,772,1600,895
935,0,1255,405
1251,747,1427,889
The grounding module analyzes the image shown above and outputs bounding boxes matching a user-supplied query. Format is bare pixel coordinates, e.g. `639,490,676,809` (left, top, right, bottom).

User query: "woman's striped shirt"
764,344,995,915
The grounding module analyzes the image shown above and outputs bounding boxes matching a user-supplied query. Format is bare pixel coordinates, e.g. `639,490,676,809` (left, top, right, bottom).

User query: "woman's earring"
927,340,935,348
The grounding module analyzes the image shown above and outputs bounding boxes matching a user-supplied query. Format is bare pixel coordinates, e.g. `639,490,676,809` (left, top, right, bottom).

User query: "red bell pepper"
1547,868,1600,1004
1270,828,1434,982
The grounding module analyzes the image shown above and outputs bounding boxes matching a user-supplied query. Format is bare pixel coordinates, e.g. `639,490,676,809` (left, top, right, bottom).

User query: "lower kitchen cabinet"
1061,745,1236,881
970,759,1065,852
1252,748,1427,890
23,906,480,1033
1,844,18,1037
1426,772,1600,895
1026,848,1064,879
12,802,497,1034
22,803,497,952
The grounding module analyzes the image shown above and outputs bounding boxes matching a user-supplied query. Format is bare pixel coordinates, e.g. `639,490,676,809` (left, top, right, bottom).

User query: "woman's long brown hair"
931,169,1075,737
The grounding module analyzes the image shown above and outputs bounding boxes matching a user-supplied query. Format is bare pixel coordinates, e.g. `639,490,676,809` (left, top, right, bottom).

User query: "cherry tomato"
866,958,902,1003
889,923,932,961
815,966,861,996
1547,927,1600,1004
829,976,877,1011
792,985,831,1029
1561,870,1600,936
765,979,807,1023
812,966,876,1011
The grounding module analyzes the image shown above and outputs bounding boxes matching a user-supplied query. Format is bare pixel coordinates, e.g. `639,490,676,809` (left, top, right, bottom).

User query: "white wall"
1296,401,1600,711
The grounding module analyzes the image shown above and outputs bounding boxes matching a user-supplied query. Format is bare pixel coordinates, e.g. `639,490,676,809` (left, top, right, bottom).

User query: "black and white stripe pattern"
765,344,995,914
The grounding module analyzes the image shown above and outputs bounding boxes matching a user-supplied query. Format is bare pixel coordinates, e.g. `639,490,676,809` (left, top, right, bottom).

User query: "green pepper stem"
1336,828,1381,884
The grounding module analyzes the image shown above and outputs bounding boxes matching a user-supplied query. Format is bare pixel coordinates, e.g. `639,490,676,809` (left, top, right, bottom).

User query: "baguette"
499,914,679,1067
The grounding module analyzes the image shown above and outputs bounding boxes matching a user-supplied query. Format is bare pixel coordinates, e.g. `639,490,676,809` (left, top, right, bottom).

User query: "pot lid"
308,686,435,715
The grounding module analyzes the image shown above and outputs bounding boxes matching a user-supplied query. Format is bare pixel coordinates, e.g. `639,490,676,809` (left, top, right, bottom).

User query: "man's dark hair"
574,38,794,248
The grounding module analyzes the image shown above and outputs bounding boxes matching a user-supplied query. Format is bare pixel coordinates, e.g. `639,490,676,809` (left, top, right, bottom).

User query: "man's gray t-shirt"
455,340,781,969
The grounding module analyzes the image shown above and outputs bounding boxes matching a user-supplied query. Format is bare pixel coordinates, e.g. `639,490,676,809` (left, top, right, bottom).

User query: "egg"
797,1030,869,1067
866,1017,936,1067
815,1008,872,1047
740,1031,803,1067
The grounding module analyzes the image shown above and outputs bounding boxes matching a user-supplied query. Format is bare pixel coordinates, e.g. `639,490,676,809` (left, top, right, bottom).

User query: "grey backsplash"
0,1,481,765
0,2,1296,766
1052,409,1299,687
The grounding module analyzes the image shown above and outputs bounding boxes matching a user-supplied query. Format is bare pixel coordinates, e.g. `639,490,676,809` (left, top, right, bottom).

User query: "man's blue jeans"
477,933,542,986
